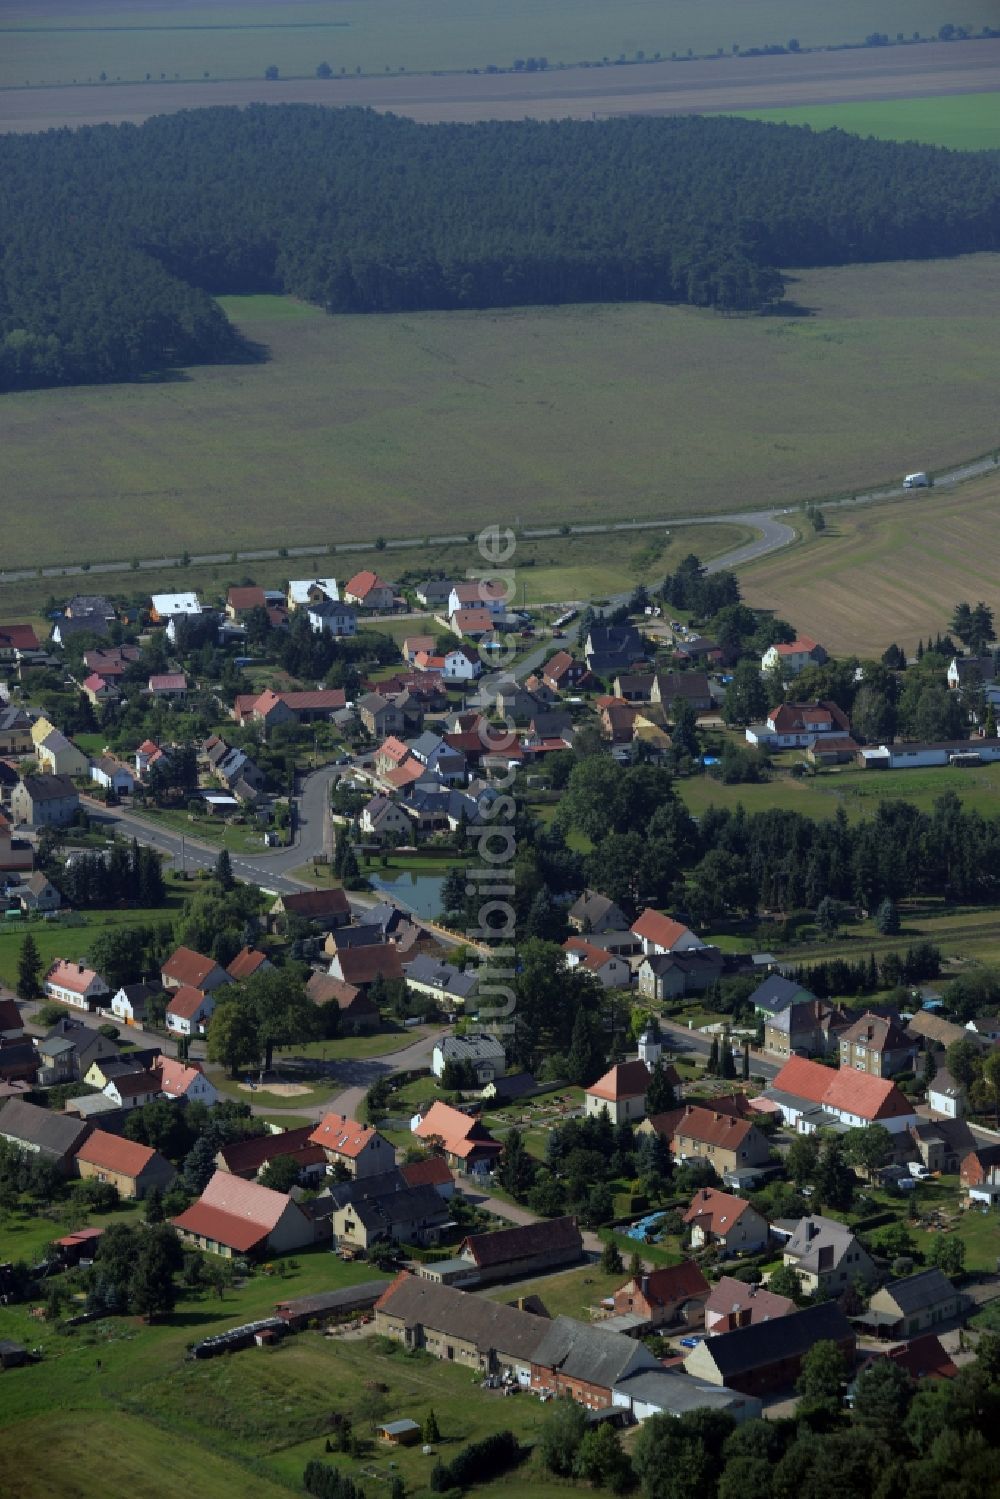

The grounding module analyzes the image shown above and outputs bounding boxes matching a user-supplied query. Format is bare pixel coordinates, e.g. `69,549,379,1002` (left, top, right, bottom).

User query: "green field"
3,257,1000,573
0,0,991,88
0,882,186,990
679,760,1000,824
730,90,1000,151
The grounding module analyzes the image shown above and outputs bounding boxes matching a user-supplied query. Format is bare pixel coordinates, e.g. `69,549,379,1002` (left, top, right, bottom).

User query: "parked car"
908,1161,931,1180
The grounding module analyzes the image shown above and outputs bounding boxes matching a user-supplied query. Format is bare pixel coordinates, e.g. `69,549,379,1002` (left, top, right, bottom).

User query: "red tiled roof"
683,1187,754,1235
332,945,403,986
217,1124,318,1175
378,735,411,765
305,973,372,1012
413,1101,500,1158
154,1056,209,1096
279,888,351,919
630,908,694,950
587,1059,651,1103
451,580,508,605
705,1275,794,1327
228,586,266,610
76,1128,160,1179
628,1261,711,1307
276,689,347,711
883,1333,958,1381
45,960,101,995
772,1055,914,1122
161,946,219,989
227,947,270,981
451,608,494,632
0,999,22,1033
673,1105,756,1151
172,1170,302,1252
400,1156,453,1190
148,673,187,691
83,673,110,693
309,1112,378,1159
774,636,819,655
0,624,40,651
345,570,388,600
165,985,212,1021
384,762,425,790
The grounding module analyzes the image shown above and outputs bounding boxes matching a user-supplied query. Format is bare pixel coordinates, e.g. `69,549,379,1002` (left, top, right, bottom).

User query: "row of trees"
4,106,1000,389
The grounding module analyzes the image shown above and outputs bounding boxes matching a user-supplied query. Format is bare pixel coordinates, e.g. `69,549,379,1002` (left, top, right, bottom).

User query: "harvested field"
1,34,999,131
2,258,1000,571
739,472,1000,658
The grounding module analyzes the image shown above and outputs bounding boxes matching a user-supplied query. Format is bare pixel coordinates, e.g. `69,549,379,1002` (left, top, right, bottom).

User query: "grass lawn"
135,805,272,854
280,1025,434,1063
728,91,1000,152
484,1264,624,1322
208,1069,333,1111
0,885,186,990
740,470,1000,659
0,0,984,86
4,257,1000,576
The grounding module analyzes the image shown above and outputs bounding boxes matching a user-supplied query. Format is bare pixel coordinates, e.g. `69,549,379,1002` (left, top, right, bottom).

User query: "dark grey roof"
321,1168,408,1210
569,890,627,928
0,1098,90,1157
751,974,813,1016
275,1282,388,1318
695,1302,853,1379
404,954,479,1000
19,774,78,803
530,1316,657,1389
878,1268,958,1316
614,1368,749,1414
348,1184,449,1234
377,1275,550,1362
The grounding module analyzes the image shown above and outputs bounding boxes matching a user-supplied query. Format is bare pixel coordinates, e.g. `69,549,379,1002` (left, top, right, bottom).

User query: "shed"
377,1419,422,1446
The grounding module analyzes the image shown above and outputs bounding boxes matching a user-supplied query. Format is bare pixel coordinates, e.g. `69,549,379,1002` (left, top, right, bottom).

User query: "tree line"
3,106,1000,389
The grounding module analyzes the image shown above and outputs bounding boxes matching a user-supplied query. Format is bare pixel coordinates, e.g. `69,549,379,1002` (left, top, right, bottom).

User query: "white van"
904,471,930,489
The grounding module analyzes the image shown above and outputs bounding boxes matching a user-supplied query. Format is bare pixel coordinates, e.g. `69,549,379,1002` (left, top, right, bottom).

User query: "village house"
109,981,164,1028
305,973,379,1033
864,1269,965,1339
411,1100,502,1172
839,1011,918,1078
306,598,357,637
745,700,851,749
667,1105,773,1175
360,795,412,843
400,1156,455,1198
906,1009,982,1053
907,1117,977,1175
414,646,481,682
101,1069,163,1111
173,1170,316,1257
309,1112,395,1179
82,1047,162,1092
344,571,395,611
638,948,725,1000
0,1098,90,1173
269,887,351,933
782,1214,877,1296
530,1317,660,1410
927,1067,966,1118
234,687,348,734
760,636,829,677
611,1367,762,1425
332,1181,450,1252
765,1054,918,1134
328,943,404,992
11,774,80,828
567,890,629,935
432,1034,505,1085
0,816,34,877
684,1301,855,1396
414,578,455,609
0,1043,39,1087
36,729,90,778
10,871,62,914
603,1262,711,1334
0,624,41,664
41,1017,121,1082
81,673,120,708
150,591,203,625
147,672,188,700
960,1143,1000,1189
448,580,509,619
90,755,137,796
225,585,266,620
585,1060,652,1124
43,960,110,1013
585,624,646,678
630,908,706,957
135,739,168,778
160,946,233,994
0,999,24,1043
153,1055,219,1106
763,998,844,1060
750,973,816,1018
542,651,591,694
704,1276,795,1336
215,1124,326,1182
164,985,218,1037
683,1187,770,1254
564,937,634,990
287,577,340,611
227,946,272,982
75,1129,175,1200
375,1272,548,1384
650,671,713,713
358,692,404,739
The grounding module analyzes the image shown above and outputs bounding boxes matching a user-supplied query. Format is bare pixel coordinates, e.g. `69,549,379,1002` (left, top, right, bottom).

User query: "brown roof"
840,1012,912,1052
332,945,403,987
625,1261,711,1307
217,1125,321,1175
461,1216,582,1269
227,947,270,981
882,1334,959,1381
0,999,23,1032
673,1105,756,1151
400,1156,454,1190
305,973,373,1014
165,985,213,1022
108,1069,161,1098
705,1275,794,1327
683,1187,755,1235
278,888,351,920
75,1128,161,1179
587,1059,651,1103
228,586,266,610
161,946,221,990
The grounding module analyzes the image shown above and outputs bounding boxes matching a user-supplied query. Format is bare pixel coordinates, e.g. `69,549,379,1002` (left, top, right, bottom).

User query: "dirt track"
1,36,998,132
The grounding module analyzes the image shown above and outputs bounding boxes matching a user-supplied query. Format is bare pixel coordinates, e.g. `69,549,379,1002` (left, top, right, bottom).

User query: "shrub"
431,1430,522,1491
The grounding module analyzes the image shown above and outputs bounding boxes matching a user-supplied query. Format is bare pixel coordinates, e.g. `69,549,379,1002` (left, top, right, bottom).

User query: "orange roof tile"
772,1055,914,1122
309,1112,378,1159
683,1186,754,1235
587,1059,651,1103
630,908,694,950
76,1129,160,1178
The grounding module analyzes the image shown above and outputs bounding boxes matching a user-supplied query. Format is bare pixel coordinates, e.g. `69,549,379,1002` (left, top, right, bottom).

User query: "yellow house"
31,716,58,750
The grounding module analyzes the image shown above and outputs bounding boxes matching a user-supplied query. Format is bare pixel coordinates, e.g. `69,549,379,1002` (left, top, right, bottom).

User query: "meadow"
739,472,1000,658
3,257,1000,573
731,89,1000,150
0,0,992,89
